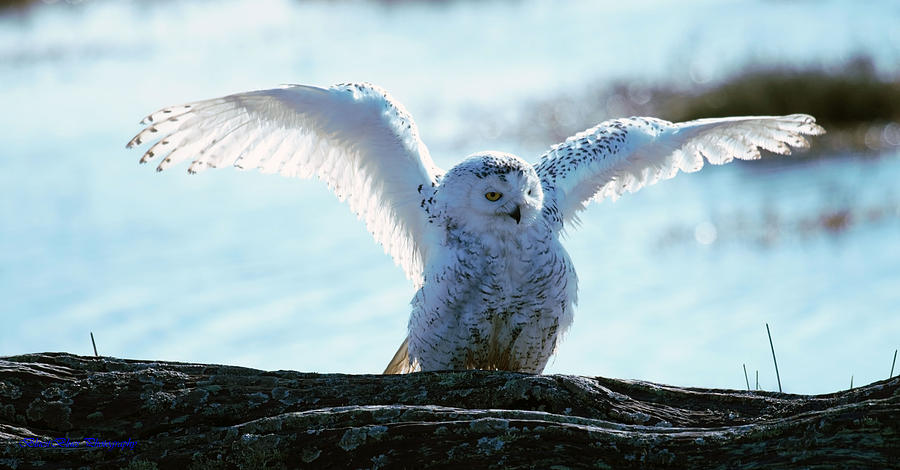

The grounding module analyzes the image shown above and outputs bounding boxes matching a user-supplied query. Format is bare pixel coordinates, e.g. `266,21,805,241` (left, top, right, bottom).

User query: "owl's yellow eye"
484,192,502,201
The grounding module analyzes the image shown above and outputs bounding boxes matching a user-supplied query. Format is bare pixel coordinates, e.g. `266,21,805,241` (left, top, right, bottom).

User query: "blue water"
1,0,898,394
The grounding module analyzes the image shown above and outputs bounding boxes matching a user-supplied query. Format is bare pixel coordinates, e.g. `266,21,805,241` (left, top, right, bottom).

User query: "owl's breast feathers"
408,219,576,372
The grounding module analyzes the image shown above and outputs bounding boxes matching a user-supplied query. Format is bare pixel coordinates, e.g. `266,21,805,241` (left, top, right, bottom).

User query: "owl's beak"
508,205,522,224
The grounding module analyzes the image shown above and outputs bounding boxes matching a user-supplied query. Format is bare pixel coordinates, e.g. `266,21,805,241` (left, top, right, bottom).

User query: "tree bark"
0,353,897,469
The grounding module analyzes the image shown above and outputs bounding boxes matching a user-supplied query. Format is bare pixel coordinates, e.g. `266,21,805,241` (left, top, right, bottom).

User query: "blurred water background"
1,0,898,394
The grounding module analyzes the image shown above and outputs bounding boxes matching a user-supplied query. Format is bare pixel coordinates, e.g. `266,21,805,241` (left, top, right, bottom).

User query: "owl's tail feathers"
383,337,411,374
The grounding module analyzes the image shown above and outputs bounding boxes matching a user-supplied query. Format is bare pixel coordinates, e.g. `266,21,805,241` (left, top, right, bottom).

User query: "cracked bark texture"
0,353,897,469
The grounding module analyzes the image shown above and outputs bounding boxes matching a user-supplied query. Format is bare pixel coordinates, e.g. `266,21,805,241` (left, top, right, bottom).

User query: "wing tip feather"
156,157,173,172
126,135,142,149
785,114,827,136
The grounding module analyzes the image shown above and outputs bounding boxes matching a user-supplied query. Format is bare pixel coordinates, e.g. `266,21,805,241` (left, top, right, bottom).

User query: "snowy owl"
127,82,824,374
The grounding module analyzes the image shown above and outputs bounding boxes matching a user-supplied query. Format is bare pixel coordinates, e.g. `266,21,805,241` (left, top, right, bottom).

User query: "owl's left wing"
535,114,825,226
127,83,442,286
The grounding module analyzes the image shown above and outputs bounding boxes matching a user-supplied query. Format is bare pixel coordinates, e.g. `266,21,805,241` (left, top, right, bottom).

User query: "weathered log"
0,352,897,469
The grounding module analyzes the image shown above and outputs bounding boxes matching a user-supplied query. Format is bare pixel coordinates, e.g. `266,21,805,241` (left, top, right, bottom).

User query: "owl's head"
435,151,544,232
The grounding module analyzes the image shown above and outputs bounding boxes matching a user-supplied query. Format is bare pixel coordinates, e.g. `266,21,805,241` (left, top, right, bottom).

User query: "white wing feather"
535,114,825,225
127,83,442,286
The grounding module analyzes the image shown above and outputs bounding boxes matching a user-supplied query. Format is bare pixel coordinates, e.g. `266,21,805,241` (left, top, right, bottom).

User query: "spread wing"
535,114,825,226
127,82,442,286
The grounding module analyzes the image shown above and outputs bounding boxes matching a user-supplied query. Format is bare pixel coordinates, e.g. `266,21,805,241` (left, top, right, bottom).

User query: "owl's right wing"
535,114,825,227
127,82,442,286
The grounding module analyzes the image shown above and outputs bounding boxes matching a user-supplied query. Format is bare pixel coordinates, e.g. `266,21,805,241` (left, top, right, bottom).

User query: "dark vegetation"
667,58,900,154
0,0,30,9
476,57,900,157
667,58,899,129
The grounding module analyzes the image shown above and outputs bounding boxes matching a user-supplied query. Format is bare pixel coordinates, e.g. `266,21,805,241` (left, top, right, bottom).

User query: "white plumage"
128,83,439,286
128,82,824,374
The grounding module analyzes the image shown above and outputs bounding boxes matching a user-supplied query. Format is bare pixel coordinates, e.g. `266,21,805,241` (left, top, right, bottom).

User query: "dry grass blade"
766,323,782,392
